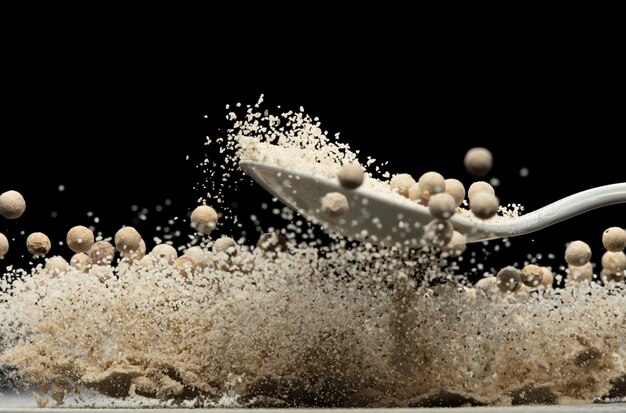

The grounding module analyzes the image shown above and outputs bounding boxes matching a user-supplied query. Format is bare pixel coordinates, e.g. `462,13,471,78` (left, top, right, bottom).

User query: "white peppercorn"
428,193,457,220
470,191,499,220
418,172,445,203
26,232,51,256
88,240,115,265
190,205,219,235
521,264,543,287
602,227,626,252
390,174,416,198
0,233,8,259
464,147,493,177
114,226,142,257
0,190,26,219
321,192,349,217
564,240,591,266
444,178,465,207
151,244,178,264
338,163,365,190
496,266,522,293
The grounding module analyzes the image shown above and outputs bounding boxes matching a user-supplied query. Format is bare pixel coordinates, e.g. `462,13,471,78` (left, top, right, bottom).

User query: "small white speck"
519,167,529,177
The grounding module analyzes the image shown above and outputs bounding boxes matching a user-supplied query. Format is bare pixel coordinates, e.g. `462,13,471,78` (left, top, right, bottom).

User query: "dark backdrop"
1,6,624,280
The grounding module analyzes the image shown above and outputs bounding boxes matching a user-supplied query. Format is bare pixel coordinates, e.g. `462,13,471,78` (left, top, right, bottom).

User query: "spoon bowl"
240,160,626,246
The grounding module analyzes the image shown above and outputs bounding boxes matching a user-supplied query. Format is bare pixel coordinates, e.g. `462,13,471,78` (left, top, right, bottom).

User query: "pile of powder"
0,242,624,407
0,240,626,406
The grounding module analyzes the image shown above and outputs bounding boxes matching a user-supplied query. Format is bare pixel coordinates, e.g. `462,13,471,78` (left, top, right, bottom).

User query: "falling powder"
0,100,624,408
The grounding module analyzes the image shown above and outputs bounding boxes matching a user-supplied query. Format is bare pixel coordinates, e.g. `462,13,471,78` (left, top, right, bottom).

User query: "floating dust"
0,99,625,407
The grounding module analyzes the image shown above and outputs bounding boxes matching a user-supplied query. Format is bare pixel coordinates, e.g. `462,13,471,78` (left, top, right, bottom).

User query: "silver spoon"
240,160,626,246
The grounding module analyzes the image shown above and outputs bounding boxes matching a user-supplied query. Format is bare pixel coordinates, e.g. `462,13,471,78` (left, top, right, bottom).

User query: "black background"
0,6,624,279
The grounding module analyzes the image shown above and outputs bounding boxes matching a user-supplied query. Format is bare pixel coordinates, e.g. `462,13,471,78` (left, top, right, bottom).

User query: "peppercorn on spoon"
240,160,626,247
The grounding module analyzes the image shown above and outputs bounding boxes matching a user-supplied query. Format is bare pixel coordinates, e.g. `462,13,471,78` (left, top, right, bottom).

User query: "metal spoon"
240,160,626,246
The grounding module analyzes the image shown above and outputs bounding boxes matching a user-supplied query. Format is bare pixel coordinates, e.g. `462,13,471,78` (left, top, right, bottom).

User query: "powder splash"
0,99,624,408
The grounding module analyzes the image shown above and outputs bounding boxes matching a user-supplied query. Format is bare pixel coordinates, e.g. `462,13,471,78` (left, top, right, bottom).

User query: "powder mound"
1,244,625,407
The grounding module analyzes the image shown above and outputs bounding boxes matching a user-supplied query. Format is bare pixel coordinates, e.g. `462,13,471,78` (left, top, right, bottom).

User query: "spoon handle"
464,183,626,242
515,182,626,232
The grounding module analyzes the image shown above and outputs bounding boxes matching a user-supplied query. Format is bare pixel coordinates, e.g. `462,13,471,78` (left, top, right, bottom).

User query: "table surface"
1,406,626,413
